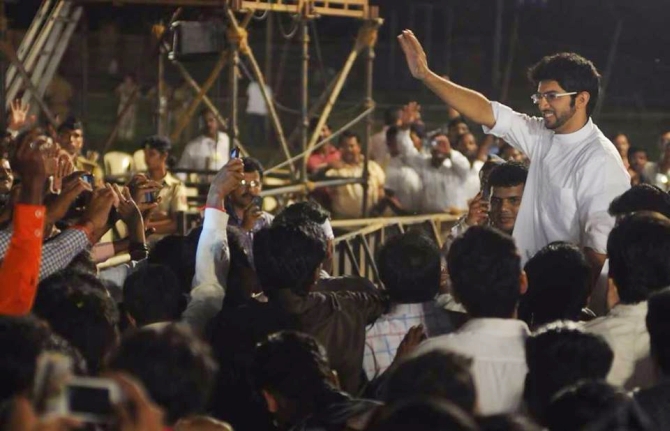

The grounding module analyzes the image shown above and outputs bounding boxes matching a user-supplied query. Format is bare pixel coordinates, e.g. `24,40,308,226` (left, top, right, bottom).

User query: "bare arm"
398,30,496,128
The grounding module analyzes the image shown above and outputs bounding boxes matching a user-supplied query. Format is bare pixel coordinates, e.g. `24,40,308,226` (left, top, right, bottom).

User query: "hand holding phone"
56,377,124,424
230,146,240,159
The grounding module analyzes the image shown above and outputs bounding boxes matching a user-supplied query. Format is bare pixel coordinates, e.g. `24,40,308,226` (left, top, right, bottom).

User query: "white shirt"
584,301,654,390
414,318,530,415
461,160,484,209
483,102,630,263
385,156,422,212
178,132,230,171
369,127,389,167
246,81,271,115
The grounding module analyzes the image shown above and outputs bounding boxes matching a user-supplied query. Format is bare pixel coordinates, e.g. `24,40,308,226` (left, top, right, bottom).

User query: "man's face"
536,80,578,132
319,124,332,141
204,112,219,136
629,151,648,173
0,159,14,194
490,184,525,234
457,133,478,160
58,128,83,156
143,148,165,170
231,171,261,208
340,137,361,164
448,122,469,143
613,135,630,158
431,135,451,163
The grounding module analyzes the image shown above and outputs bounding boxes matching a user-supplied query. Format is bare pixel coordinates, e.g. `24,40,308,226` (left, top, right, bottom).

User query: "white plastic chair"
103,151,134,177
133,149,147,172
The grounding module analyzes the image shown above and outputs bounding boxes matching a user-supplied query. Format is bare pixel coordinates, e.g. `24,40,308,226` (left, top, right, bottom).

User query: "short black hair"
607,212,670,304
253,221,326,296
368,399,478,431
544,380,652,431
383,107,401,127
33,269,119,374
338,130,361,146
488,162,528,189
386,125,399,146
273,200,330,226
627,146,648,159
57,116,83,134
447,117,467,131
385,350,475,414
646,287,670,375
377,232,441,303
107,324,218,425
123,264,185,327
527,52,601,117
477,415,543,431
608,184,670,219
447,226,521,318
142,135,172,153
149,234,198,295
242,156,264,180
519,242,591,328
524,322,614,424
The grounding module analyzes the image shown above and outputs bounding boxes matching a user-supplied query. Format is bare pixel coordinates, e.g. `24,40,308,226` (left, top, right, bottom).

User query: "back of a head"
447,226,521,318
57,116,83,134
608,185,670,219
378,232,441,304
385,350,476,415
607,212,670,304
524,322,613,423
520,242,590,327
123,264,185,327
107,324,218,425
273,200,330,226
384,107,401,127
487,162,528,189
527,52,601,117
253,221,326,296
33,269,119,374
149,235,197,295
477,415,543,431
544,380,652,431
368,398,478,431
646,287,670,376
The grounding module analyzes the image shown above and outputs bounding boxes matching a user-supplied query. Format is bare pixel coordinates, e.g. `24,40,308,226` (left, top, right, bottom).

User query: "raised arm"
398,30,496,129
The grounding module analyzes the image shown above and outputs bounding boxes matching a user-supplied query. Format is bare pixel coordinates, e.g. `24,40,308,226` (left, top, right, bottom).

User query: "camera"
54,377,123,423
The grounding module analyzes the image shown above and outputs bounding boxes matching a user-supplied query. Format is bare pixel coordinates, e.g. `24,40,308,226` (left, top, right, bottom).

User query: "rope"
226,26,249,55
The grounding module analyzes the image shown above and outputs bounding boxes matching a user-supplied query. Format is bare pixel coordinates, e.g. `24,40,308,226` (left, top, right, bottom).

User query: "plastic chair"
103,151,134,177
133,149,147,172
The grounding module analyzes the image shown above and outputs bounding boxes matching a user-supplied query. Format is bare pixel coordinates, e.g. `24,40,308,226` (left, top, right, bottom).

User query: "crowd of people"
3,28,670,431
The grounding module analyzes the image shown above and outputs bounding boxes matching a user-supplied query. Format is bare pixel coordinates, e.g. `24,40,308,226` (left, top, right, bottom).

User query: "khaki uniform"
75,156,104,187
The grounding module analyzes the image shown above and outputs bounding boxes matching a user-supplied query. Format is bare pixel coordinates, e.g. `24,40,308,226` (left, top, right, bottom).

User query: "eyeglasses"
240,179,261,188
530,91,578,105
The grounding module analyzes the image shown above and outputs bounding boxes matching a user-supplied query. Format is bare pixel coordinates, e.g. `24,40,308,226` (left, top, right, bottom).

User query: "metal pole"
361,29,375,217
300,17,310,182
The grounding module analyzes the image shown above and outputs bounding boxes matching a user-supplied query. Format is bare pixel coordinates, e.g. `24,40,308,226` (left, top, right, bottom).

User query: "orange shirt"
0,204,45,315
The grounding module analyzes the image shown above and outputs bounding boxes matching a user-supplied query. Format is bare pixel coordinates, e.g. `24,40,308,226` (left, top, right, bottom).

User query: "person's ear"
262,390,278,413
519,270,528,295
576,91,590,111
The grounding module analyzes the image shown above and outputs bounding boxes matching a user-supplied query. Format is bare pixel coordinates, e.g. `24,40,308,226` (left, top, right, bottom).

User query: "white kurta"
483,102,630,263
385,156,423,212
178,132,231,171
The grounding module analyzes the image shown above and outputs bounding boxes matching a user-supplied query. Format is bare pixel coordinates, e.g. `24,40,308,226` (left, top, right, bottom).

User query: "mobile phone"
482,186,492,202
144,191,158,204
81,174,94,186
252,195,263,208
56,377,123,423
230,146,240,159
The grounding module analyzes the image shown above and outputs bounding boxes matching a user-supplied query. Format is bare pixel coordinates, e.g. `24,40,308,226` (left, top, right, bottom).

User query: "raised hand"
81,186,116,236
465,192,490,227
397,30,431,80
206,158,244,209
13,129,51,205
8,99,30,131
45,174,92,224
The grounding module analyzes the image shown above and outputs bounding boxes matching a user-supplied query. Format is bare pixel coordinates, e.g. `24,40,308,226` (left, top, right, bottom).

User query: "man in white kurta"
178,109,230,172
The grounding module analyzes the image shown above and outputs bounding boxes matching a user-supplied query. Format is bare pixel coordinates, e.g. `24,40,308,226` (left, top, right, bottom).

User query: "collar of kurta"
552,118,595,145
458,317,530,336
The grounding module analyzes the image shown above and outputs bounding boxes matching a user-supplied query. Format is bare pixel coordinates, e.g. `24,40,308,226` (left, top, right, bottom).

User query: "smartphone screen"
230,146,240,159
144,191,157,203
482,186,492,202
81,174,94,186
67,384,114,422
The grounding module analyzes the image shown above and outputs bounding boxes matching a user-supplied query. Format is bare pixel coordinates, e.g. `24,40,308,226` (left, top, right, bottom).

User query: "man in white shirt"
369,106,402,169
454,132,485,208
398,30,629,272
585,212,670,390
414,226,530,415
178,108,230,172
384,126,422,213
245,80,271,147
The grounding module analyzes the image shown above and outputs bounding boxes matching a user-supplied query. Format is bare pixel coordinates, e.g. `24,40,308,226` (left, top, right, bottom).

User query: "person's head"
149,234,198,295
229,157,264,209
657,130,670,155
368,399,478,431
456,133,478,161
56,116,84,156
608,184,670,220
611,133,630,159
544,380,652,431
410,123,426,151
200,108,220,137
107,324,218,425
477,415,543,431
33,269,119,374
628,147,649,173
430,132,452,164
384,107,402,128
223,225,259,306
487,162,528,234
447,117,469,143
377,232,441,304
253,331,341,427
386,126,401,157
524,322,613,423
447,226,525,318
142,135,175,171
646,287,670,377
607,212,670,304
338,131,362,165
519,242,591,328
123,264,185,328
478,155,506,191
385,351,476,414
528,53,600,132
0,157,14,195
309,118,332,143
253,221,327,296
499,143,526,164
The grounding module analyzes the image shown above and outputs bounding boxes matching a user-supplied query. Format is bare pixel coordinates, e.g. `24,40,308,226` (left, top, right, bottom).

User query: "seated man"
325,131,385,218
56,116,104,186
414,226,529,415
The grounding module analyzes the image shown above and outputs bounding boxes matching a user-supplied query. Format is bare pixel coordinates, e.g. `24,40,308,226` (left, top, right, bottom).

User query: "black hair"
607,212,670,304
447,117,467,131
608,184,670,219
377,232,441,303
447,226,521,318
273,200,330,226
386,126,399,147
142,135,172,153
253,221,326,296
123,264,185,327
524,322,614,424
223,225,255,307
338,130,361,146
308,118,331,135
0,315,51,401
527,52,601,117
488,162,529,189
385,350,476,414
56,116,83,134
368,398,478,431
65,250,97,275
242,156,264,180
149,234,199,296
477,415,543,431
107,324,218,425
646,287,670,376
383,107,401,127
611,132,628,142
519,242,591,328
544,380,653,431
627,146,648,159
33,269,119,374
